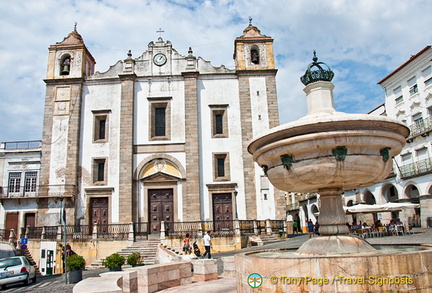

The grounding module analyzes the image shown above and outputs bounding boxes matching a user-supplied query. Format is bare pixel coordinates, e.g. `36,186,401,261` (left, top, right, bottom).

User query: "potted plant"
127,252,143,267
102,253,125,271
66,254,86,283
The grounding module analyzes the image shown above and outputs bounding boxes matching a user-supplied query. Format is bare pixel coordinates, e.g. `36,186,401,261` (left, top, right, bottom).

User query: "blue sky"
1,0,432,142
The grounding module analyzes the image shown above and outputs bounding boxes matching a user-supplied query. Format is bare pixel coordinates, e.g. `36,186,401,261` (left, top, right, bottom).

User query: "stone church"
37,23,286,232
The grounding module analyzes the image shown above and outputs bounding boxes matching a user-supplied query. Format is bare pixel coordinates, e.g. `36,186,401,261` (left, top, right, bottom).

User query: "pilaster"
118,74,136,223
182,71,201,221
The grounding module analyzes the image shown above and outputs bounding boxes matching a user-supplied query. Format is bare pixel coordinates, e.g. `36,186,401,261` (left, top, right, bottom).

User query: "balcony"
407,116,432,140
400,158,432,179
0,184,77,200
286,202,300,211
1,140,41,150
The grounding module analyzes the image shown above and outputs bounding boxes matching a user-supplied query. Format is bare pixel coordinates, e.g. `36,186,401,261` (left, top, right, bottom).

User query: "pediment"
141,171,180,182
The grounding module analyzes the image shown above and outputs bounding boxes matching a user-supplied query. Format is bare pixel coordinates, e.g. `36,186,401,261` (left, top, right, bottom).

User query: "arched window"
60,55,71,75
251,45,259,64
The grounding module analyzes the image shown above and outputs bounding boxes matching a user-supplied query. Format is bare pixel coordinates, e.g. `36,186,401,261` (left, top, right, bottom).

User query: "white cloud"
1,0,432,141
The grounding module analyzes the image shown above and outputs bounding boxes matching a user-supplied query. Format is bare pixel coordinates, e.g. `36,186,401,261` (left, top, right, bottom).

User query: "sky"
1,0,432,142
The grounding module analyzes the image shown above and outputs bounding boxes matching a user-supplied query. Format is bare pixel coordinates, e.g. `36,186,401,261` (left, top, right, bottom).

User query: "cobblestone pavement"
4,228,431,292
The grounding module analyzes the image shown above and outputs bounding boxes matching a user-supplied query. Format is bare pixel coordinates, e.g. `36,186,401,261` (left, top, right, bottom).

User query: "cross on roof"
156,28,165,37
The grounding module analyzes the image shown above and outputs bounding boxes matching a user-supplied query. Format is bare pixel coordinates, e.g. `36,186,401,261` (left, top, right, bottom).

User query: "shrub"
102,253,125,269
127,252,142,266
66,254,86,271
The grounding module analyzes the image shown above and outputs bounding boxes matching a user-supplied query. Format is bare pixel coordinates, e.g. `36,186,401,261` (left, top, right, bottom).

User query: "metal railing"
269,220,285,234
2,140,41,150
239,220,255,234
164,221,202,238
400,158,432,179
0,184,77,198
14,219,285,243
165,220,235,237
408,116,432,138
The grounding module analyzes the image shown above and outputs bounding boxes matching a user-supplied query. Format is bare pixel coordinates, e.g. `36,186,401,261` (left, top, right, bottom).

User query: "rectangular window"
93,159,107,184
93,110,110,142
24,172,37,193
409,84,418,95
8,172,21,194
148,98,171,140
155,108,166,136
210,105,228,138
215,114,223,134
425,77,432,87
395,95,404,104
217,157,225,177
213,153,230,181
393,86,402,95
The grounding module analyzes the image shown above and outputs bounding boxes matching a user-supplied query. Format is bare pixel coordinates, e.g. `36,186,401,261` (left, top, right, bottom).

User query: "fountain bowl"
248,113,409,193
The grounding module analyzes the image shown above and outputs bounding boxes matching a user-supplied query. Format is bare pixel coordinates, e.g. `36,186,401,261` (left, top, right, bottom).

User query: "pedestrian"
314,221,320,236
307,220,315,238
293,220,298,234
62,244,76,272
183,233,191,254
202,230,212,259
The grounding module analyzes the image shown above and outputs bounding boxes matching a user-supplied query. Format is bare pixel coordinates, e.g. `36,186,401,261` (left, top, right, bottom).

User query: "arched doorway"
136,157,185,233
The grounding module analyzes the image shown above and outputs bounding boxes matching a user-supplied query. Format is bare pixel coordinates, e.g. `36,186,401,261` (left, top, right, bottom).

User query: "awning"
344,202,420,214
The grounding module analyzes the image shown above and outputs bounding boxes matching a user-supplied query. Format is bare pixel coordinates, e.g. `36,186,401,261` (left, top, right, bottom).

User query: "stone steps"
88,240,160,269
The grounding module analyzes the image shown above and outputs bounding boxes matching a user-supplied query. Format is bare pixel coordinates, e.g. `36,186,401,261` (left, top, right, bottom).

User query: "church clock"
153,53,167,66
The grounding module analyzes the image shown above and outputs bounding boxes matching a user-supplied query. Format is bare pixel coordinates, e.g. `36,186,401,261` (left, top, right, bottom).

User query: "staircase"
20,249,43,276
259,234,282,245
88,239,160,269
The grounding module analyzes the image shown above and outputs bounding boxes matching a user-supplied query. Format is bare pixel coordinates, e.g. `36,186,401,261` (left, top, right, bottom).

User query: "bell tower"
233,19,275,71
234,20,285,220
38,26,95,226
46,25,96,79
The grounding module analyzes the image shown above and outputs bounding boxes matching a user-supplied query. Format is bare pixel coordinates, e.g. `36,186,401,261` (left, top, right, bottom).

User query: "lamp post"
234,189,238,219
60,196,68,284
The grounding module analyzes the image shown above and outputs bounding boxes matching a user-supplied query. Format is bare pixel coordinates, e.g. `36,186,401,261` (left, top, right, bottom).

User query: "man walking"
202,230,212,259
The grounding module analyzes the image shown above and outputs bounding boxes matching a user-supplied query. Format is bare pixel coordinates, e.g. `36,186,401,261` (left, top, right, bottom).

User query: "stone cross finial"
157,28,165,37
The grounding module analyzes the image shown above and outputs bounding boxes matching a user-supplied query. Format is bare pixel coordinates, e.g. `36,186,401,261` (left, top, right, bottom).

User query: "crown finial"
300,51,334,86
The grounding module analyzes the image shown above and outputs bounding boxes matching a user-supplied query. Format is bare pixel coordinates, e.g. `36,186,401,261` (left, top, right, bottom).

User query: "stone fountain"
236,53,432,292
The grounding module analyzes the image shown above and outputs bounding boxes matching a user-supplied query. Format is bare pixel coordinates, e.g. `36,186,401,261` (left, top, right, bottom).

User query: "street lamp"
234,189,238,219
60,196,68,284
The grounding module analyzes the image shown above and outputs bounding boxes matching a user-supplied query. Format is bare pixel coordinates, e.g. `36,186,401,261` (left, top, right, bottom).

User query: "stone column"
318,188,348,235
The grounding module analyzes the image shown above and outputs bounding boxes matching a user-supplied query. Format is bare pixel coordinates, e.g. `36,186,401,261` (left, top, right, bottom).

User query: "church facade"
36,24,286,232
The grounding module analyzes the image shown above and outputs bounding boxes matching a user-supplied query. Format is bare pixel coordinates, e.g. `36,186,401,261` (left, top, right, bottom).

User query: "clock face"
153,53,167,66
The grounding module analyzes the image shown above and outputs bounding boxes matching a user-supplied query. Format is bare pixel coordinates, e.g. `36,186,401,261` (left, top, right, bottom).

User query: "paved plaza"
160,228,432,293
7,228,430,292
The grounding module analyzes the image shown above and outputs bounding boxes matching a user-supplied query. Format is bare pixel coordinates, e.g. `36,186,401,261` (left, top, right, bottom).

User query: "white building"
30,23,286,232
0,141,41,239
341,46,432,228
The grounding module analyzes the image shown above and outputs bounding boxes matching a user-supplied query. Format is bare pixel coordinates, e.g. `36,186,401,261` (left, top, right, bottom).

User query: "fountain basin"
248,114,409,193
235,243,432,292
